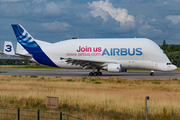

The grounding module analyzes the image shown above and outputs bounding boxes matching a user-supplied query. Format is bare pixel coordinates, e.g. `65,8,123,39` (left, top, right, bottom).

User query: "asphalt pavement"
0,68,179,79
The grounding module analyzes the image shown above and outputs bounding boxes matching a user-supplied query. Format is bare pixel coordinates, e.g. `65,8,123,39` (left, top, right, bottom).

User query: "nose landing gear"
150,70,154,76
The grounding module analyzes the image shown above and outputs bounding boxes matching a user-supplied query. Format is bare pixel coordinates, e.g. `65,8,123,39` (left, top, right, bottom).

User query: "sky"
0,0,180,50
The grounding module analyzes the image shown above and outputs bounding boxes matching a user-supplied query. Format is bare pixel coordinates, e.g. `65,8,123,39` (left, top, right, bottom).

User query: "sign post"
46,96,59,108
145,96,149,120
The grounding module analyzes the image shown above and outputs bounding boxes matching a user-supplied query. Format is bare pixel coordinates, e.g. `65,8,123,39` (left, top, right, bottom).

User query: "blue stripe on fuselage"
28,45,58,67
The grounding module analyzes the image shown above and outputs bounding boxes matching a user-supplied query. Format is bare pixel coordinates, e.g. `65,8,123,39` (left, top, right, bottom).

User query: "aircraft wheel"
89,72,94,76
98,72,102,76
94,72,98,76
150,72,154,76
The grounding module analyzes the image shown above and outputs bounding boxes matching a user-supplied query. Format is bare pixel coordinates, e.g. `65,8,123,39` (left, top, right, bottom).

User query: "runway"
0,68,179,79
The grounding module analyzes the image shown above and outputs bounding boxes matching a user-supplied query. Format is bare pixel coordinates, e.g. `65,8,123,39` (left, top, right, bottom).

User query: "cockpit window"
167,63,172,65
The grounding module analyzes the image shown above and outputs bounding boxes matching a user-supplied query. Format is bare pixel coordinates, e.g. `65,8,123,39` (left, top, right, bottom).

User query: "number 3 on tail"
5,45,12,52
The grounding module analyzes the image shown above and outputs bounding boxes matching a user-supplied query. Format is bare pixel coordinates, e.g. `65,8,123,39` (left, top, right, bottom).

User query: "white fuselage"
38,38,176,72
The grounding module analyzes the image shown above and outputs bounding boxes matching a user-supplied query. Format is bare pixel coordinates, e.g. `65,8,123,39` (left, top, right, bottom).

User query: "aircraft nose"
174,65,177,70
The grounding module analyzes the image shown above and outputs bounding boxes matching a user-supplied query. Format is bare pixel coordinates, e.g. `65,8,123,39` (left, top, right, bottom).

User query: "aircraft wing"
64,58,116,69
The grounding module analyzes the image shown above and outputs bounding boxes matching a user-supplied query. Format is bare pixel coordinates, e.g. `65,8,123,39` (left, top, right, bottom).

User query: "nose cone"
163,64,177,72
173,65,177,71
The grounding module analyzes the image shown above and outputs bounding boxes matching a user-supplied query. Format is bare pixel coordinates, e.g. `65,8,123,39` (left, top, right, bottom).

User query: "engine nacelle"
102,64,122,73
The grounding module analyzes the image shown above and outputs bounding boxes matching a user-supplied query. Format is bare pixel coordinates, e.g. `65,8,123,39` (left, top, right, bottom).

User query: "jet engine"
102,64,122,72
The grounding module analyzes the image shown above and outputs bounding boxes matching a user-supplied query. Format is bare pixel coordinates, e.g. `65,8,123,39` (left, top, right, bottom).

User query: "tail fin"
11,24,58,67
3,41,15,55
11,24,39,53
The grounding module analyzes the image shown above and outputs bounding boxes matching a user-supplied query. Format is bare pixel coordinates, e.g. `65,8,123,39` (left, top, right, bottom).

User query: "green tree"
17,60,20,65
10,60,15,65
163,40,166,46
0,60,3,65
5,60,10,65
162,40,168,52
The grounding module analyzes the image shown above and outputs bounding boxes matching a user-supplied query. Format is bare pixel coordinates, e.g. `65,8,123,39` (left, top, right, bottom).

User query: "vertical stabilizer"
11,24,38,53
11,24,58,67
3,41,15,55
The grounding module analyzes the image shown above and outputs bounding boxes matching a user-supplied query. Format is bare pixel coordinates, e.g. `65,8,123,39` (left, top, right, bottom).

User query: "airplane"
9,24,176,76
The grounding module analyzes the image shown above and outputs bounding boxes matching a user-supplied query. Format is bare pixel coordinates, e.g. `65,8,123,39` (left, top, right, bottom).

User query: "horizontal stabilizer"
15,53,32,59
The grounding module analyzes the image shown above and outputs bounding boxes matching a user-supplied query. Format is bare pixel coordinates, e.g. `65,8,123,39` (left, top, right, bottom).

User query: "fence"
0,108,83,120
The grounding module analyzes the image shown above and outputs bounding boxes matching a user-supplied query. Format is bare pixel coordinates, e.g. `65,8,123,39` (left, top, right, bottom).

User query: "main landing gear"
89,67,102,76
150,70,154,76
89,71,102,76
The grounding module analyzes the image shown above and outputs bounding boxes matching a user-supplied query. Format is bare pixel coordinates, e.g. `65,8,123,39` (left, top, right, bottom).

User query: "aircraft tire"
98,72,102,76
150,73,154,76
89,72,94,76
94,72,98,76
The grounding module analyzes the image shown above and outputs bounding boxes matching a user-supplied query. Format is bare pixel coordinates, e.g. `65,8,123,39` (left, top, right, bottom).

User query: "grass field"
0,75,180,119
